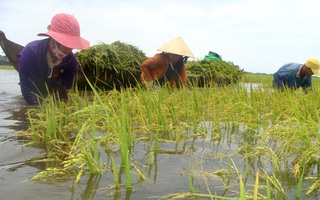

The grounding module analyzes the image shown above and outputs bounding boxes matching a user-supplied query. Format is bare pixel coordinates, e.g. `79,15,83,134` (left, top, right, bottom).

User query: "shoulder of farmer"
19,39,48,57
141,53,167,69
282,63,301,71
18,39,48,72
274,63,300,77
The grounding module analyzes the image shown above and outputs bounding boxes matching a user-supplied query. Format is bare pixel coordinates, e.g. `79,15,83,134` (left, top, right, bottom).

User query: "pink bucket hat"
38,13,89,50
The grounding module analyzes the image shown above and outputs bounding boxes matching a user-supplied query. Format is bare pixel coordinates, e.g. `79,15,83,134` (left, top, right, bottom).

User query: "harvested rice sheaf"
74,41,147,89
75,41,243,88
75,41,148,74
186,60,244,85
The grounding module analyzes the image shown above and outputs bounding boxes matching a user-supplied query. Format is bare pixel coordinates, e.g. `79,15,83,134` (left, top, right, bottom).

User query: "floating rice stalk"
131,161,147,182
159,192,240,199
30,167,69,183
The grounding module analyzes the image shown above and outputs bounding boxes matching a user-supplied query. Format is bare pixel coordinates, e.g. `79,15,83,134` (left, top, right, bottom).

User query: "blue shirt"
18,38,78,104
273,63,312,91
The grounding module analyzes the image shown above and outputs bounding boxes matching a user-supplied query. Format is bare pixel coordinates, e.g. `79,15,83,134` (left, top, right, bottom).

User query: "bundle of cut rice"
75,41,147,90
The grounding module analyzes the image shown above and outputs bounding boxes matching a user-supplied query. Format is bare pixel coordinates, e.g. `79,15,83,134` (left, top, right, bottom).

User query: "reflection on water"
0,70,318,199
0,70,43,199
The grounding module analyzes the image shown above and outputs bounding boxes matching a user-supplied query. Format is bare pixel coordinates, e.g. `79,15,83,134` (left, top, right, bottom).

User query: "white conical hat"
157,37,195,58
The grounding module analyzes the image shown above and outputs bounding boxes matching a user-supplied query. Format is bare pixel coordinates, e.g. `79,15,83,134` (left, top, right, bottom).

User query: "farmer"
272,58,320,92
140,37,194,88
18,13,89,105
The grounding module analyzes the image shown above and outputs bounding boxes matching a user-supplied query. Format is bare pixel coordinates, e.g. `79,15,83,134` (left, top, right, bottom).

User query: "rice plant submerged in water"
18,74,320,199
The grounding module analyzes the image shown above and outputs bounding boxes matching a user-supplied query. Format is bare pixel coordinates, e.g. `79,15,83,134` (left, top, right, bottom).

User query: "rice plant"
18,73,320,199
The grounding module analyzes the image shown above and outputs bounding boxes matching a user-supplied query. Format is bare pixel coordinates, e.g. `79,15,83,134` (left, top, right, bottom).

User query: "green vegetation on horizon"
0,65,14,70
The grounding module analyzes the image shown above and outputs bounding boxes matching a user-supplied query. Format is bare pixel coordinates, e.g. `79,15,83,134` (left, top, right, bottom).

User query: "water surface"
0,70,318,200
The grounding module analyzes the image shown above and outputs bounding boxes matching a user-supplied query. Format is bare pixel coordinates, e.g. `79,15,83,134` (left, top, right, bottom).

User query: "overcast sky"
1,0,320,74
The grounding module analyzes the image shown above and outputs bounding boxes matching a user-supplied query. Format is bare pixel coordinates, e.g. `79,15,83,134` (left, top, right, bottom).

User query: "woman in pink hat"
18,13,89,105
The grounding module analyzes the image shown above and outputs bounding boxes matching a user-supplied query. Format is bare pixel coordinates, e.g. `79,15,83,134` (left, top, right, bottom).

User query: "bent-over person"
140,37,194,88
18,13,89,105
273,58,320,92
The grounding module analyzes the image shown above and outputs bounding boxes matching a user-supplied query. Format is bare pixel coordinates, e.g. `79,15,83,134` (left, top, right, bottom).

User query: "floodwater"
0,69,319,200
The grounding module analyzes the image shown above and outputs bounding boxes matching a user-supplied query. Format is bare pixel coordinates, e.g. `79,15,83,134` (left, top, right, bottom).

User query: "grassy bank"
0,65,14,70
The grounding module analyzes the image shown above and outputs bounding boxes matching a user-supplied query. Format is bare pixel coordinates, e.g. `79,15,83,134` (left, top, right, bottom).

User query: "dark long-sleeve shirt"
18,39,78,104
273,63,312,91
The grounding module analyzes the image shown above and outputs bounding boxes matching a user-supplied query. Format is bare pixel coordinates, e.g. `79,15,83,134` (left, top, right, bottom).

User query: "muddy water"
0,69,318,200
0,70,94,199
0,70,52,199
0,69,245,199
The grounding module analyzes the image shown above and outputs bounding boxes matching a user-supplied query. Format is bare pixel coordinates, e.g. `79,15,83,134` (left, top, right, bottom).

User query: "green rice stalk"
239,174,246,199
192,89,199,134
111,156,119,189
45,99,56,142
253,172,259,200
188,163,194,193
154,129,159,153
295,163,305,199
265,171,271,199
120,92,132,189
123,149,132,189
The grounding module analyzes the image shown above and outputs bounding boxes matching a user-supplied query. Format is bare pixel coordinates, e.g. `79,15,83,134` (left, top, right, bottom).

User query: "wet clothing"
18,38,78,105
140,53,187,88
273,63,312,91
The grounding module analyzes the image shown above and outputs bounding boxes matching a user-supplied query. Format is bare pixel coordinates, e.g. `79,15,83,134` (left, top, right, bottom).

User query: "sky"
1,0,320,74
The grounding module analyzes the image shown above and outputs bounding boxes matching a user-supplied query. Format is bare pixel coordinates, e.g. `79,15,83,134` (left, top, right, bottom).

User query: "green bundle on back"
75,41,147,75
186,60,244,86
74,41,243,89
75,41,147,89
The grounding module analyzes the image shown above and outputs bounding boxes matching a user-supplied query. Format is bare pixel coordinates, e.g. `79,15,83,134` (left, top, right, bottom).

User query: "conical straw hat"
157,37,194,58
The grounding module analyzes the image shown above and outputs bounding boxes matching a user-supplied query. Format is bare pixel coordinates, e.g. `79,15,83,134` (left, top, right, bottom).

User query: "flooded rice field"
0,69,319,200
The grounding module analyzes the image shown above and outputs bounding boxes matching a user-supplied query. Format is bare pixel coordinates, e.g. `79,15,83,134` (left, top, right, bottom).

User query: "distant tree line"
0,55,11,65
